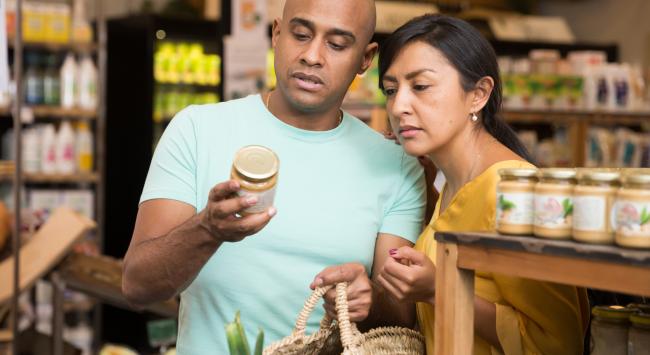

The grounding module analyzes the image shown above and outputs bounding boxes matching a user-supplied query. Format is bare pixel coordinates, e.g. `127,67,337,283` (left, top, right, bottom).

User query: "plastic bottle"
40,124,57,174
56,121,76,174
75,122,93,173
22,127,41,173
43,54,61,106
60,53,77,108
25,53,44,105
71,0,92,44
77,55,97,110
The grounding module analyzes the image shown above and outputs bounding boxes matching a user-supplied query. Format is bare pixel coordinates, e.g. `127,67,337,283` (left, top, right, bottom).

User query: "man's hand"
199,180,276,243
377,247,436,305
311,263,372,322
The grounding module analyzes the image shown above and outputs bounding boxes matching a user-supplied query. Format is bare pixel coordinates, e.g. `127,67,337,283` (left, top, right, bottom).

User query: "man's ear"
470,76,494,113
271,18,282,48
358,42,379,75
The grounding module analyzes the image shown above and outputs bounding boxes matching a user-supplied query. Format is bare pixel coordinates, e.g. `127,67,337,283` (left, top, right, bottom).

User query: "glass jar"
230,145,279,216
628,313,650,355
590,306,634,355
534,168,576,239
615,172,650,249
496,168,538,235
573,170,620,244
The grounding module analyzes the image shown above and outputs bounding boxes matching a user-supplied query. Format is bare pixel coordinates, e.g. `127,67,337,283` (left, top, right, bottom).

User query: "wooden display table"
433,232,650,355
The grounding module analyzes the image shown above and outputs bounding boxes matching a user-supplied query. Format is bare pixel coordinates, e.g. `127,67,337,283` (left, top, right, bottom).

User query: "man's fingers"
213,208,276,240
209,195,259,218
208,180,240,202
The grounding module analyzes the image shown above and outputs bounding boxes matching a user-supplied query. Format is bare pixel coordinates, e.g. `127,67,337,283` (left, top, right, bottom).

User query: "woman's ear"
470,76,494,113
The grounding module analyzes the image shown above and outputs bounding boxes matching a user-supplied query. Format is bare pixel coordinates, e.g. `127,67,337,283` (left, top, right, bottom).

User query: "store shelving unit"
432,231,650,355
4,0,107,354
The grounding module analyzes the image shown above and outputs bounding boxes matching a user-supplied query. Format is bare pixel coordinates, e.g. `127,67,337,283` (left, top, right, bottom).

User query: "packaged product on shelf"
614,171,650,249
590,305,634,355
77,55,97,110
71,0,92,43
46,3,71,44
533,168,576,239
43,54,61,106
40,124,57,174
496,168,538,235
22,2,46,43
75,122,93,173
572,169,620,244
60,53,78,109
28,188,61,223
614,128,643,168
586,128,614,168
22,127,40,173
55,121,76,174
61,189,94,219
516,130,538,162
628,312,650,354
24,52,44,105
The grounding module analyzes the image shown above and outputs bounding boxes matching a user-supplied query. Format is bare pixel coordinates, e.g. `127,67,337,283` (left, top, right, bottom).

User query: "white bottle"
77,55,97,110
75,122,93,173
55,121,76,174
40,124,57,174
60,53,77,108
22,127,41,173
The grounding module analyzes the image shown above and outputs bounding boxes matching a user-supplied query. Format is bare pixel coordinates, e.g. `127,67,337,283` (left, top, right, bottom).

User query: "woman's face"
382,41,476,157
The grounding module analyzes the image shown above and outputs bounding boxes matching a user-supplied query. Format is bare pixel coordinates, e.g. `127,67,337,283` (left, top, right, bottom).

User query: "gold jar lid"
623,171,650,185
539,168,577,180
628,303,650,314
233,145,279,181
578,169,621,182
592,305,635,321
498,168,538,178
630,313,650,327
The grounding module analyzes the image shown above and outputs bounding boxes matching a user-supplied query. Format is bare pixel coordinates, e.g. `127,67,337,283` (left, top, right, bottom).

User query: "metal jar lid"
539,168,577,180
233,145,279,181
498,168,538,178
592,305,635,322
623,170,650,185
578,169,621,182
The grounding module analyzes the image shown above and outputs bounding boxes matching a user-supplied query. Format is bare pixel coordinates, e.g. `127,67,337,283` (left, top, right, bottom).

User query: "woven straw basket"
264,283,425,355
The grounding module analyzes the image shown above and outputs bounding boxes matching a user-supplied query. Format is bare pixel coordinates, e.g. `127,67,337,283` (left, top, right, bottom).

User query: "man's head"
272,0,378,113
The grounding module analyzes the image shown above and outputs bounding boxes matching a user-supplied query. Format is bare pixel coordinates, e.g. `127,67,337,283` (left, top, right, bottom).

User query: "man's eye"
294,33,310,41
329,42,345,51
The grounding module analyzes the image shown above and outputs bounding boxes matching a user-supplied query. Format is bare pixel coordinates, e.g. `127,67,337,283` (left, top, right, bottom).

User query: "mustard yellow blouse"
415,160,590,355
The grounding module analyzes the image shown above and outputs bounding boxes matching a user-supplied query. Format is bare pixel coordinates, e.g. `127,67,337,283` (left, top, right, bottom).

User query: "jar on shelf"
496,168,538,235
614,171,650,249
534,168,576,239
231,145,279,216
573,169,620,244
628,312,650,355
590,305,634,355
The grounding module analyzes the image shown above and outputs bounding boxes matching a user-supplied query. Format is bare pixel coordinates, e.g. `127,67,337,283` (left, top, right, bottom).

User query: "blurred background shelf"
8,41,98,54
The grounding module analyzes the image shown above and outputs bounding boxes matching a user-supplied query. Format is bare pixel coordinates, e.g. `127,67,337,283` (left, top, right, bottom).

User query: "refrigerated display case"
104,15,221,351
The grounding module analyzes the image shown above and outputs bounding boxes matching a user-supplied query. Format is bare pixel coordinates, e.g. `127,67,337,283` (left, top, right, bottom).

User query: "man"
122,0,426,353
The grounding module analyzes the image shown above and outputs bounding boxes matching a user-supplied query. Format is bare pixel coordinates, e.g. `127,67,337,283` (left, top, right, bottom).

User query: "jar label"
238,185,277,214
573,195,606,231
614,199,650,238
496,191,534,225
534,194,573,228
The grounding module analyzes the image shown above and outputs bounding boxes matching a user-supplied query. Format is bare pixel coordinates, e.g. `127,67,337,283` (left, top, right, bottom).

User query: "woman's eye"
383,88,397,96
413,84,431,91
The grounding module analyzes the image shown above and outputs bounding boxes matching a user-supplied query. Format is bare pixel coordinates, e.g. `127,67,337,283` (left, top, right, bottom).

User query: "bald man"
122,0,425,352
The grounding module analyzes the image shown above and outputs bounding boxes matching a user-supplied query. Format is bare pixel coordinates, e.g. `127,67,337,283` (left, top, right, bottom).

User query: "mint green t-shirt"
140,94,426,354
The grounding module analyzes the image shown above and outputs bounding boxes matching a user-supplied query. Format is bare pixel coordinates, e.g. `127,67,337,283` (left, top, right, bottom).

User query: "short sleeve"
139,106,198,208
379,153,426,243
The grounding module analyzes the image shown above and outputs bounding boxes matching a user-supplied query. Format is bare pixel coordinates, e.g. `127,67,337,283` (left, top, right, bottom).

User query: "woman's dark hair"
378,14,533,163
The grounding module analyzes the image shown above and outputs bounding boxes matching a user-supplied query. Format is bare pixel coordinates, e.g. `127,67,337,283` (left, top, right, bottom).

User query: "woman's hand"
311,263,373,322
377,247,436,306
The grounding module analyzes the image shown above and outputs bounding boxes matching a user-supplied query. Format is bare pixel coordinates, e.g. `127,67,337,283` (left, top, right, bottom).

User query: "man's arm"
313,234,415,328
122,181,275,307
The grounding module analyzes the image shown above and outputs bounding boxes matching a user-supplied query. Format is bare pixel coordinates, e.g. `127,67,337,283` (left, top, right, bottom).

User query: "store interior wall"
538,0,650,65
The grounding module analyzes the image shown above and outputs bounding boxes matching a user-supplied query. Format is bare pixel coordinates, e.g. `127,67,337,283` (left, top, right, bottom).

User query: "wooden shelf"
30,106,97,120
0,172,99,184
432,232,650,355
503,109,650,124
9,41,98,54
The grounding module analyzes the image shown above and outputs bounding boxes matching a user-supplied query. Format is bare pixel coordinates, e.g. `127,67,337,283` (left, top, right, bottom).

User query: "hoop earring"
471,112,479,122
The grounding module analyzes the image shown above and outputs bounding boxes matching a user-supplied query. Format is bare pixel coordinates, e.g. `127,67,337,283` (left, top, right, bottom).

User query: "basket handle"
334,282,361,350
293,284,335,337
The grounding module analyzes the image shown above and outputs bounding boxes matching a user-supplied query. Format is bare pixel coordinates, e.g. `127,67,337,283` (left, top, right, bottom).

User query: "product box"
61,189,94,219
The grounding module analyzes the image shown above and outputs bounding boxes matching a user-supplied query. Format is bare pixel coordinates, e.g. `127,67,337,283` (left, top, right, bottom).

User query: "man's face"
272,0,376,113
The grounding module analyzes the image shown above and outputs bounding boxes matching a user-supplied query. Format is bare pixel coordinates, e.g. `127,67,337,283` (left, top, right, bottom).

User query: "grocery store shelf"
155,81,220,90
9,40,98,53
503,108,650,124
0,172,99,184
0,106,97,120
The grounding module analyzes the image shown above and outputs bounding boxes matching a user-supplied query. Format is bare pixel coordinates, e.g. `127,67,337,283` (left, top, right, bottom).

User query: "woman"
375,14,589,354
